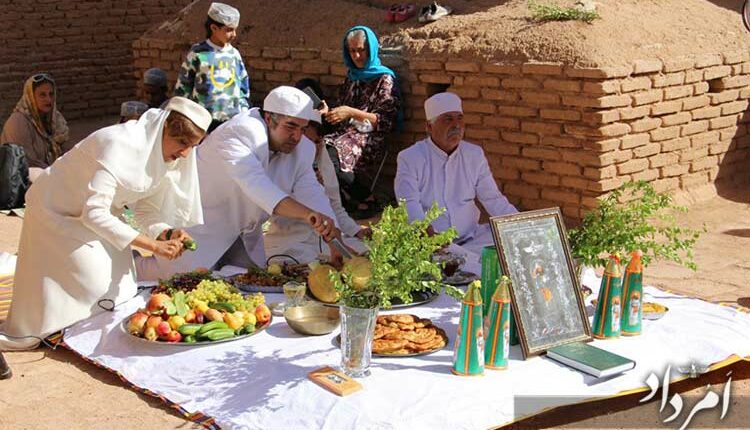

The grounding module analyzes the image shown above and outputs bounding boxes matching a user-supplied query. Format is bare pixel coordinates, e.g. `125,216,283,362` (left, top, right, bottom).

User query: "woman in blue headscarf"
322,25,401,216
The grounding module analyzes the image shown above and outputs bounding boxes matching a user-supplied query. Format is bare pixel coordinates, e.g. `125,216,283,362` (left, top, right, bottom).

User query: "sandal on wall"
418,1,452,23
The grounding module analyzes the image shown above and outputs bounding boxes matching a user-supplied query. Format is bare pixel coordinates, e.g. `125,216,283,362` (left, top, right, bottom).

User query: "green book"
546,342,635,378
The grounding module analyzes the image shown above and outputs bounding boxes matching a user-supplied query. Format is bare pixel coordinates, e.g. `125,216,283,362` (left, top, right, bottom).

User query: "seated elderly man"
394,92,517,255
142,68,169,109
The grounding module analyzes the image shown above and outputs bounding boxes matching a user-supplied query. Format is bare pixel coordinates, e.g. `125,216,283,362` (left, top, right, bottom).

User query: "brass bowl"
284,304,340,336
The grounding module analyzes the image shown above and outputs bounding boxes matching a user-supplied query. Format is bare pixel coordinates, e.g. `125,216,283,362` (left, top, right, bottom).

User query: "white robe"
394,137,517,255
264,145,365,264
135,108,337,279
0,109,202,350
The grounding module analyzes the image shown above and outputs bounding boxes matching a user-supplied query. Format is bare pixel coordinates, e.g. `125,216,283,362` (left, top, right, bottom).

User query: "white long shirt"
136,108,335,279
394,137,517,246
264,147,363,263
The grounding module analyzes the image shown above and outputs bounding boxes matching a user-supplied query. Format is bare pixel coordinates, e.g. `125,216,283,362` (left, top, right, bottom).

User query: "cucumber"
182,335,196,343
204,328,235,341
178,323,203,336
196,320,229,336
242,324,256,335
183,239,198,251
210,302,236,313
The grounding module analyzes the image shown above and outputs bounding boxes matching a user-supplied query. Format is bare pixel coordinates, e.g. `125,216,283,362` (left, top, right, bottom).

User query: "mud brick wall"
134,36,750,221
0,0,191,124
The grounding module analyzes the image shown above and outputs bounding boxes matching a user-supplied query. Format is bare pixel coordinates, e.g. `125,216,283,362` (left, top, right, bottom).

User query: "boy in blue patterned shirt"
174,2,250,131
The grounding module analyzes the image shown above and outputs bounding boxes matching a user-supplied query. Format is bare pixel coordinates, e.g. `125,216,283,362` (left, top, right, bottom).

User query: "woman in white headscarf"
0,97,211,351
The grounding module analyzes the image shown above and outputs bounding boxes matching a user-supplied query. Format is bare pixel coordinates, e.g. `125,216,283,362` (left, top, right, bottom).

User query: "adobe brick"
661,163,690,177
633,59,663,74
463,101,495,114
290,48,320,60
543,79,582,92
521,62,564,76
522,171,560,186
704,65,732,80
486,141,521,156
691,155,719,172
504,183,541,199
582,80,620,94
632,90,663,106
710,115,740,130
684,69,704,84
693,82,710,95
583,138,621,152
465,128,499,140
682,95,711,111
709,89,740,105
681,172,710,188
445,62,480,73
649,152,680,168
681,147,709,162
580,110,618,125
543,161,582,176
723,50,749,65
617,158,649,174
583,165,618,180
719,126,743,140
691,131,720,148
661,112,693,127
588,177,626,192
262,47,289,59
481,89,519,102
566,65,632,78
449,87,480,99
733,64,744,75
495,167,521,181
522,147,560,160
462,113,484,125
540,109,581,121
709,140,734,155
652,72,685,88
619,105,651,120
274,61,301,72
621,76,652,92
484,116,520,129
692,106,722,120
501,131,539,144
562,94,631,108
663,85,694,100
633,142,662,158
651,100,683,116
620,133,650,149
460,76,502,87
741,88,750,99
541,189,580,205
650,126,681,141
716,75,750,90
502,78,541,89
410,60,443,71
631,169,659,182
330,64,348,77
661,137,691,152
483,63,521,74
498,106,537,117
419,74,452,84
722,100,749,115
630,117,662,133
600,123,632,137
543,136,584,148
521,121,562,135
519,91,560,106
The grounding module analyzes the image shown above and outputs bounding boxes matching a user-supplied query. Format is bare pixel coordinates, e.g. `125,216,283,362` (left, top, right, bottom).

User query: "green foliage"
568,181,703,270
332,201,462,308
529,1,600,23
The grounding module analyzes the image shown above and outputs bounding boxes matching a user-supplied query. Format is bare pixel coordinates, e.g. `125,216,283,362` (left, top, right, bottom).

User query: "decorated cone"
621,250,644,336
480,246,501,316
452,280,484,376
485,276,512,370
592,254,623,339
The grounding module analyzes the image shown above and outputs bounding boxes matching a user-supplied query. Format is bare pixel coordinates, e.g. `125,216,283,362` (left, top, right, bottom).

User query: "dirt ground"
153,0,750,66
0,116,748,429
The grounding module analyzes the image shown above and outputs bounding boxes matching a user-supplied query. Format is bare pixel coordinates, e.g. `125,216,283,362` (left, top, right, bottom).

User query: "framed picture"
489,207,592,358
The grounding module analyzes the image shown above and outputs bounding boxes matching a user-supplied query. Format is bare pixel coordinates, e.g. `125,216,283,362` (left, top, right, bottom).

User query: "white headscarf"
78,107,203,229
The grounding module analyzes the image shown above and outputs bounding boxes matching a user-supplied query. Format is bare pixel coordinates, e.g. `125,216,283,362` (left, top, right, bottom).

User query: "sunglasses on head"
31,73,54,84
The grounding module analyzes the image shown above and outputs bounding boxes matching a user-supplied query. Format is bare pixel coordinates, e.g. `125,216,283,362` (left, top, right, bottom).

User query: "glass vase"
339,304,378,378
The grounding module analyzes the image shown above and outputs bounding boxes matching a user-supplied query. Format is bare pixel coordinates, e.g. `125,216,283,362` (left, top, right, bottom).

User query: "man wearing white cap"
394,92,517,255
142,68,169,108
135,86,341,280
174,2,250,131
1,97,211,350
119,100,149,123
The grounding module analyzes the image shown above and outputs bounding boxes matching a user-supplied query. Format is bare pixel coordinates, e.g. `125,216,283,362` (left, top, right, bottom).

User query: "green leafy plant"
529,1,600,23
568,181,703,270
332,201,463,309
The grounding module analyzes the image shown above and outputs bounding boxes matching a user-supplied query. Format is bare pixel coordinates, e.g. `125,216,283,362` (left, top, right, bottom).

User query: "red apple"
255,304,271,325
164,330,182,343
194,311,205,324
156,321,171,338
127,311,149,336
185,309,197,323
146,293,172,315
143,326,158,341
145,315,163,330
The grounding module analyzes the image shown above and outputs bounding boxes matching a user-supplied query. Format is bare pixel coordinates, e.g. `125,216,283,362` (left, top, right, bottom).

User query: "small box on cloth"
308,366,363,396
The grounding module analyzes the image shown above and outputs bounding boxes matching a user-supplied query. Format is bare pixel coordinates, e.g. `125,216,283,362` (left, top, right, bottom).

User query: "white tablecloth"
63,269,750,430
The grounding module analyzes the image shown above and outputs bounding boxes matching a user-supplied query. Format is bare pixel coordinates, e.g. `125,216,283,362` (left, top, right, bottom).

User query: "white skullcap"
165,97,212,132
263,86,315,122
143,68,167,87
424,92,463,122
120,101,149,118
208,2,240,27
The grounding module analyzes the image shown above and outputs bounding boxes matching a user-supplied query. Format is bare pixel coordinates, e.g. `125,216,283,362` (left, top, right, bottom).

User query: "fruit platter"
124,278,272,345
